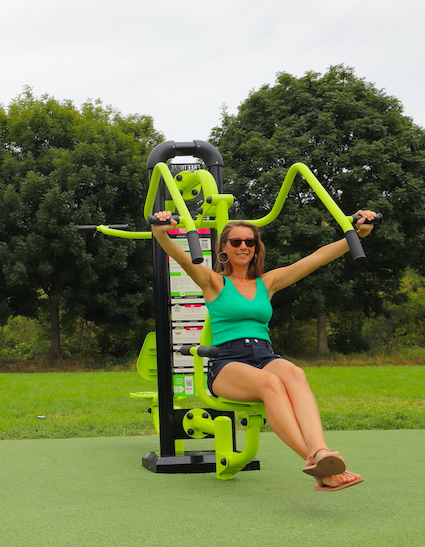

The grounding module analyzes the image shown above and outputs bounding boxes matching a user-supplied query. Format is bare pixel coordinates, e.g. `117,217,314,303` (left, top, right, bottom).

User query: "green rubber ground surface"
1,430,424,546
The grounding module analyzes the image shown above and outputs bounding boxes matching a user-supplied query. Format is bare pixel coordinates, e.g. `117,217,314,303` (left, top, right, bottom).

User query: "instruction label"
169,227,212,396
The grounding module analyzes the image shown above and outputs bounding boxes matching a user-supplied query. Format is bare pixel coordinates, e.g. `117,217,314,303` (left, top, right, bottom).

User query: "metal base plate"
142,450,260,474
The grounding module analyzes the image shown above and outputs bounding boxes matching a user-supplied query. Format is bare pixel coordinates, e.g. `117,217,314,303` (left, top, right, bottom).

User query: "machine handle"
351,212,383,225
179,345,220,358
146,214,180,226
186,231,203,265
346,212,383,261
345,230,366,261
147,215,203,265
76,224,129,233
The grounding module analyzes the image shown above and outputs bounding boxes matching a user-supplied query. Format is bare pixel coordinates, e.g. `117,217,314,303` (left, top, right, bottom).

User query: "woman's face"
222,226,256,268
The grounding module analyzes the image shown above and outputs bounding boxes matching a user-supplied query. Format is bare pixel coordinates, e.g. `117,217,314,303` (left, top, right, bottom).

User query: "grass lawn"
306,366,425,430
1,365,424,440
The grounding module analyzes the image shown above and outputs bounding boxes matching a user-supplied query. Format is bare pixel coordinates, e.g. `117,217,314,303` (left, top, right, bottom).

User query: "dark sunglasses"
225,237,257,248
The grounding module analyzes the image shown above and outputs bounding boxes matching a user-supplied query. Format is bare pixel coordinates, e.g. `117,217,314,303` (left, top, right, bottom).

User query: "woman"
152,209,376,491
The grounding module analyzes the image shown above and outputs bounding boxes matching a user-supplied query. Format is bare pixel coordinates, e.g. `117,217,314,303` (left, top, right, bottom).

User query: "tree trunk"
316,311,329,355
49,286,61,358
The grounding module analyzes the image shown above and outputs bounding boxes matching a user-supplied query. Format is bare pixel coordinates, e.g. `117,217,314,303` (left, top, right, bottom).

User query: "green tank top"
205,276,273,345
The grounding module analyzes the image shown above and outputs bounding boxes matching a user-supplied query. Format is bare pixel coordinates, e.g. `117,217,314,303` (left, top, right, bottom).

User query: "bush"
0,314,148,363
0,316,49,359
364,269,425,351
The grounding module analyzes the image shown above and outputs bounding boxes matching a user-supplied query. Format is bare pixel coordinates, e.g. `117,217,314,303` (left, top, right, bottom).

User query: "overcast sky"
2,0,424,144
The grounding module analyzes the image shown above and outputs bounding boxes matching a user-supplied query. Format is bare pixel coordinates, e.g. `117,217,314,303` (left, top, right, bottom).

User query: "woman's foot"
313,470,364,492
302,448,346,478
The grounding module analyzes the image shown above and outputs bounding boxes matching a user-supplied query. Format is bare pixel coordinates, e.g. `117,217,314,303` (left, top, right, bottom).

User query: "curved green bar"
97,226,152,239
183,169,219,200
144,162,198,233
175,169,223,230
245,162,354,233
97,161,356,241
215,414,263,480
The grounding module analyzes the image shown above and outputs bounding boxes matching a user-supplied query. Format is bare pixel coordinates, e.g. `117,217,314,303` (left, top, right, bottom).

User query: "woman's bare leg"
263,359,365,487
263,359,329,455
212,359,363,488
212,361,311,458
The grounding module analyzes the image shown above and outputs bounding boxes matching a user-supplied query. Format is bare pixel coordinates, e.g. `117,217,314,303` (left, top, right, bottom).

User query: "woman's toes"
321,470,362,488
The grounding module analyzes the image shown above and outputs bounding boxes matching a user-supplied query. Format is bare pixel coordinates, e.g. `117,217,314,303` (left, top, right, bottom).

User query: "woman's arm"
264,210,376,297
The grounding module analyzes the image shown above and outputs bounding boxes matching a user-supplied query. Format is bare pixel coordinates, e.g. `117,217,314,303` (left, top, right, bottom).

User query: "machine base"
142,450,260,474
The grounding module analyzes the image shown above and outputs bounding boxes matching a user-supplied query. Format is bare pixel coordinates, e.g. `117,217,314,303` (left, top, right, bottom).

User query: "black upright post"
152,232,175,457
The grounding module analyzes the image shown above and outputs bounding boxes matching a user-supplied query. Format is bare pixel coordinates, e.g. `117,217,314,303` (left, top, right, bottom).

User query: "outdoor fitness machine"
77,140,382,480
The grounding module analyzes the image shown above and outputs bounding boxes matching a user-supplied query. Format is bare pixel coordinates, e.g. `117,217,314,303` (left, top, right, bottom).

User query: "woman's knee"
269,358,307,378
267,359,309,388
259,371,288,398
288,363,308,383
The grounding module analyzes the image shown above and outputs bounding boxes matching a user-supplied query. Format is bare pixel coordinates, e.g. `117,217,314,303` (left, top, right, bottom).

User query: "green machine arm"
244,163,382,260
144,162,205,264
78,162,381,260
76,224,153,240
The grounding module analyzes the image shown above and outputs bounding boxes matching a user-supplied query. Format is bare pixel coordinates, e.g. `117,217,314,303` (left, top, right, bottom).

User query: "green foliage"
322,269,425,353
210,65,425,352
0,316,49,359
363,269,425,350
0,88,163,356
328,310,370,354
270,318,317,356
387,271,425,347
0,313,154,363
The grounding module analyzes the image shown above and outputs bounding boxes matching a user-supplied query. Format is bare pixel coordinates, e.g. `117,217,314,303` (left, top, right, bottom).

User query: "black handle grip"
76,224,129,233
186,230,204,264
179,345,193,356
179,345,220,358
76,225,97,233
346,229,366,261
147,214,180,225
107,224,129,230
197,346,220,358
352,212,383,224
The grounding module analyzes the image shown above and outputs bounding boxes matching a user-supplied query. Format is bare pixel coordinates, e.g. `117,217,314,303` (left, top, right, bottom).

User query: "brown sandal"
302,448,346,478
313,472,364,492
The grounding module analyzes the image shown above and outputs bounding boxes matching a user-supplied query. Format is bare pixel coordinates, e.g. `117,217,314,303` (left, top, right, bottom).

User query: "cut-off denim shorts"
207,338,282,397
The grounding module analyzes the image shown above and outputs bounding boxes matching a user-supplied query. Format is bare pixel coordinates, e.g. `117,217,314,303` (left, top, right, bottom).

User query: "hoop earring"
218,252,229,264
250,254,257,263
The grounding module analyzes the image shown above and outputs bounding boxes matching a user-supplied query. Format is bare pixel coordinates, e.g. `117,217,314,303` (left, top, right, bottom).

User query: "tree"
0,88,163,357
210,65,425,354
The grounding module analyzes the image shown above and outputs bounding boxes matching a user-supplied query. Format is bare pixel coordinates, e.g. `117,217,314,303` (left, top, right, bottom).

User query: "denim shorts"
207,338,282,396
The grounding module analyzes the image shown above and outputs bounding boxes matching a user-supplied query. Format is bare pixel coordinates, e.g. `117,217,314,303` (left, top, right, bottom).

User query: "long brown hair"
214,221,265,279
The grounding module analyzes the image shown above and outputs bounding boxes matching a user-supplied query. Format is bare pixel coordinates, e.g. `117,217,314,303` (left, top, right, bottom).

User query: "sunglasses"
225,237,257,248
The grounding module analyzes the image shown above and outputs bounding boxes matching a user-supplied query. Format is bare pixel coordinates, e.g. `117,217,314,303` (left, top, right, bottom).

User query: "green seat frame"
131,322,265,480
186,315,265,479
130,331,186,452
